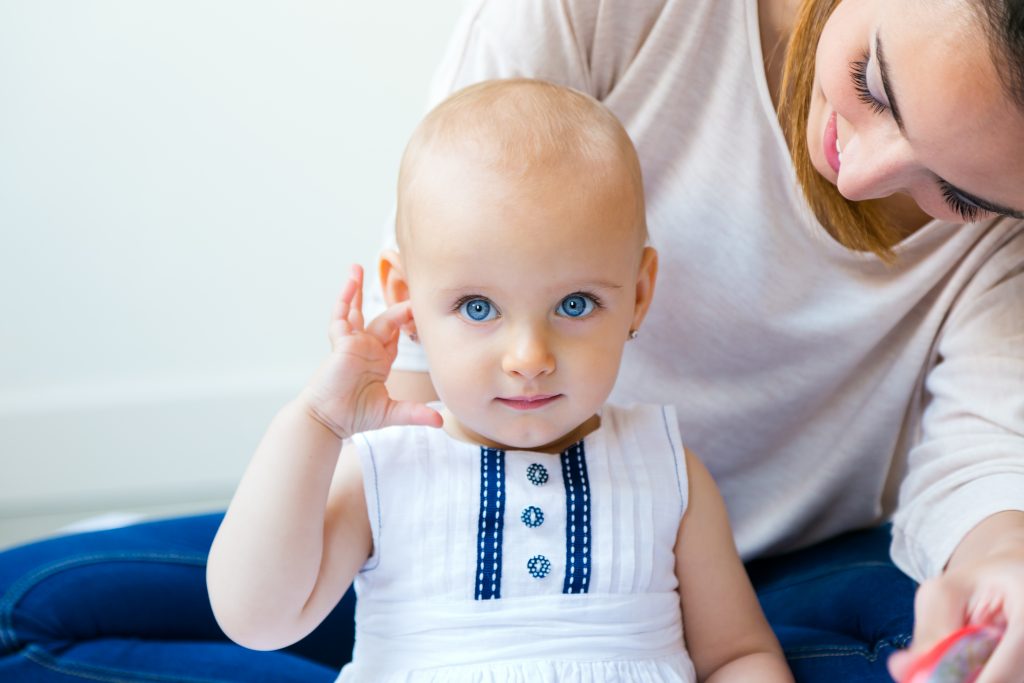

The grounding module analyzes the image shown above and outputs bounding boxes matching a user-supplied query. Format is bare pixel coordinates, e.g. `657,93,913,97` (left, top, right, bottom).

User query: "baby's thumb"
384,401,444,430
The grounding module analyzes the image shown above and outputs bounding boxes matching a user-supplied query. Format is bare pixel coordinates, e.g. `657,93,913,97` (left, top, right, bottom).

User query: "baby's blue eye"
459,298,496,322
558,294,596,318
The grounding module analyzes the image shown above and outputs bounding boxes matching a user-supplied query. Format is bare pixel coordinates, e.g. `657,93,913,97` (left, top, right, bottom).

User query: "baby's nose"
501,328,555,379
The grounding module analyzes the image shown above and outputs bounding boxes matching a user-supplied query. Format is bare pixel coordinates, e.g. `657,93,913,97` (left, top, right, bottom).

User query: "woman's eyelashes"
849,56,888,115
453,292,604,323
938,181,983,222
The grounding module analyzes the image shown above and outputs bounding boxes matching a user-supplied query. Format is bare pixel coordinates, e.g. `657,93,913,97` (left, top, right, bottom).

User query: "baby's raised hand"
300,265,443,440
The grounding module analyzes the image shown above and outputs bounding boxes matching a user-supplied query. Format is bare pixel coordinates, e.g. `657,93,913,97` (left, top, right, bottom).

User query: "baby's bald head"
394,79,646,253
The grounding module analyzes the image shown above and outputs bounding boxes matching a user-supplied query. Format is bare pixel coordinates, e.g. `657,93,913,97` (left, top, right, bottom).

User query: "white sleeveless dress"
336,404,696,682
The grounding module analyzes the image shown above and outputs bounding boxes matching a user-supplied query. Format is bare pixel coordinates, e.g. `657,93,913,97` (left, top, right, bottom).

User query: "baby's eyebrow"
438,281,625,294
570,281,624,290
437,286,489,294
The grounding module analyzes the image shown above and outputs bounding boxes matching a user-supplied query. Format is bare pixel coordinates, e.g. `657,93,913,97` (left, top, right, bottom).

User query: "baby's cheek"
572,347,622,405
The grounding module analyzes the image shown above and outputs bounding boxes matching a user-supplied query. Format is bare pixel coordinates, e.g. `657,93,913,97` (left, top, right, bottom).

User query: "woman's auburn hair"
778,0,903,261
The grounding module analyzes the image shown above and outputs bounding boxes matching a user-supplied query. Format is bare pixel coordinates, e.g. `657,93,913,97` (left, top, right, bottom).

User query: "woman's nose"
501,326,555,380
836,128,919,202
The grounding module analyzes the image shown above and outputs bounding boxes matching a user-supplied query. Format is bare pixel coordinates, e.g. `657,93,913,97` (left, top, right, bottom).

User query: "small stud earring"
408,331,418,343
628,329,639,340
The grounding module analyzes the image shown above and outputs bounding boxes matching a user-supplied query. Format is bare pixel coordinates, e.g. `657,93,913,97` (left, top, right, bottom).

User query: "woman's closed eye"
850,54,986,223
938,181,983,223
456,296,498,322
556,293,601,319
849,56,888,115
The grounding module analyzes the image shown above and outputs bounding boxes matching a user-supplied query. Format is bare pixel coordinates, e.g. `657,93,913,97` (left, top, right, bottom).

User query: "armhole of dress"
353,432,383,572
659,404,689,522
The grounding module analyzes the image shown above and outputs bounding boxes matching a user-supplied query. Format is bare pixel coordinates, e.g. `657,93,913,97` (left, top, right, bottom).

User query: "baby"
207,78,793,682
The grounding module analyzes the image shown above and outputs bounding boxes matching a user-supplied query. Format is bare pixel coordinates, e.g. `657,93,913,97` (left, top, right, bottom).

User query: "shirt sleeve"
891,224,1024,581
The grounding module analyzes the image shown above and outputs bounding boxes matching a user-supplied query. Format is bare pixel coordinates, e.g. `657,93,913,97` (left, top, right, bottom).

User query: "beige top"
373,0,1024,581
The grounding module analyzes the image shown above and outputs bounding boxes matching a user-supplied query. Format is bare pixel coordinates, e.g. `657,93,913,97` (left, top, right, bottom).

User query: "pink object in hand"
900,624,1003,683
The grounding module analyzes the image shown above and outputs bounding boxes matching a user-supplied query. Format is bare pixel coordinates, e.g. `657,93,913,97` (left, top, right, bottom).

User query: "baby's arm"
675,449,794,682
206,265,441,651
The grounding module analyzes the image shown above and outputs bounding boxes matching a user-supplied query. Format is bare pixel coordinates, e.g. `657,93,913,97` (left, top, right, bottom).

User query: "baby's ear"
379,249,409,305
379,250,419,339
631,246,658,331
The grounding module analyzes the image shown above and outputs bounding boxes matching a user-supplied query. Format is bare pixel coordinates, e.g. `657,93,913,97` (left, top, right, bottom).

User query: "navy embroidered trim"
561,442,592,594
474,447,506,600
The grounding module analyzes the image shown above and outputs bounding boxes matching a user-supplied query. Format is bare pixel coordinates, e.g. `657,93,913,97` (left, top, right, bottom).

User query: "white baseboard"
0,374,302,550
0,498,230,552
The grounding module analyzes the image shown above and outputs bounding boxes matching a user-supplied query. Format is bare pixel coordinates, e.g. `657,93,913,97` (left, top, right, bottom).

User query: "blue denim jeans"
0,513,914,681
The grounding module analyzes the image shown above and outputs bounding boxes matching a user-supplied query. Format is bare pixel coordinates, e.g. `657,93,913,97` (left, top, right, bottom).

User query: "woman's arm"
886,241,1024,682
675,449,793,682
368,377,791,678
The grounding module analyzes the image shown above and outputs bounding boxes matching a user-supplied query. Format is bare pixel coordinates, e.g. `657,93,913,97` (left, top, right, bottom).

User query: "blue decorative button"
521,506,544,528
527,555,551,579
527,463,549,486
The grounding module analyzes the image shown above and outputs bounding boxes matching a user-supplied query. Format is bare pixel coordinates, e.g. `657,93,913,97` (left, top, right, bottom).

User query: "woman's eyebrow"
876,33,906,135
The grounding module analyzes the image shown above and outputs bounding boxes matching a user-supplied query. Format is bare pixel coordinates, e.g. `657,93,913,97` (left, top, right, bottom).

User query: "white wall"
0,1,467,549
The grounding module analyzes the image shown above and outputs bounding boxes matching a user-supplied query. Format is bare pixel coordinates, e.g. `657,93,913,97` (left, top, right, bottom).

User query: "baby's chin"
442,412,573,453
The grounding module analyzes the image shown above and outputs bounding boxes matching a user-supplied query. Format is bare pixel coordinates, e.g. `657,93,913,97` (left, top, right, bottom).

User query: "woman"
1,0,1022,681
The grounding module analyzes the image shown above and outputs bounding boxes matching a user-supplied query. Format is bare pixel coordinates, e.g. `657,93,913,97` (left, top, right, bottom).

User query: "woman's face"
808,0,1024,223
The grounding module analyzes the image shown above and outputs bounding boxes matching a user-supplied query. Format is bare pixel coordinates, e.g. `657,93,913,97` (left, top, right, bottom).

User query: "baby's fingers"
383,400,443,430
347,265,365,331
329,265,365,343
365,300,414,346
352,266,363,318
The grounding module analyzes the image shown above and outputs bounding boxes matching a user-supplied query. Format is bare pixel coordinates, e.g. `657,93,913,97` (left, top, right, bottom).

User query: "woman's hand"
299,264,442,440
888,512,1024,683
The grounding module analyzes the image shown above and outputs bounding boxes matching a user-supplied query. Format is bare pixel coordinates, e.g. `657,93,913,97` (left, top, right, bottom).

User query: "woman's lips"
824,110,841,174
496,395,562,410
